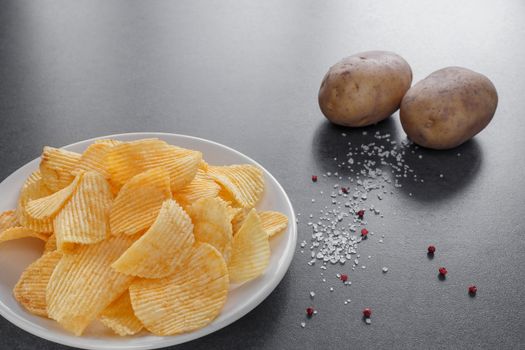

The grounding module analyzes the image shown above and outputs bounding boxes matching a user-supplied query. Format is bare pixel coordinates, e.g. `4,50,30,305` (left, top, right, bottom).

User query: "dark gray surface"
1,0,524,349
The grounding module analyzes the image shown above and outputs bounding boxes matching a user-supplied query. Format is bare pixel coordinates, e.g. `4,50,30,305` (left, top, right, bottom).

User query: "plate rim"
0,132,297,350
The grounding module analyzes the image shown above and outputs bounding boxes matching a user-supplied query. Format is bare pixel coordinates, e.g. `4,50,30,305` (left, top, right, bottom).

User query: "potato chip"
130,242,229,335
16,171,54,233
216,186,236,204
40,147,81,192
44,233,57,253
73,142,117,178
0,210,18,232
47,235,136,336
207,165,264,208
94,139,123,147
13,250,62,317
25,173,82,220
227,206,242,226
228,209,270,283
259,211,288,238
173,170,220,208
99,291,143,336
54,172,113,252
0,227,48,244
106,138,202,191
112,199,194,278
110,168,171,236
231,207,249,235
198,159,209,171
188,197,233,262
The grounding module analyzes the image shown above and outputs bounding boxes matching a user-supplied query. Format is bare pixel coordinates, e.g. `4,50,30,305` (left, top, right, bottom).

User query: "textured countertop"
1,0,524,349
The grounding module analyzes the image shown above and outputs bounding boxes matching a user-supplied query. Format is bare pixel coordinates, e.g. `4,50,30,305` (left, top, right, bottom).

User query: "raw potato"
400,67,498,149
318,51,412,127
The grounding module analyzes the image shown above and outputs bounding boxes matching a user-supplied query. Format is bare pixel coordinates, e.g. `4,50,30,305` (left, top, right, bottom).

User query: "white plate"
0,132,296,350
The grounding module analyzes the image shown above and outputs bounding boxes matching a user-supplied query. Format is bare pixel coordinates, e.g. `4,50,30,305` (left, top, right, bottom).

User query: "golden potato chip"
188,197,233,262
112,199,194,278
73,142,116,178
47,235,136,336
228,209,270,283
217,186,236,204
227,205,242,219
130,242,229,335
94,139,123,146
106,139,202,191
0,210,18,232
54,172,113,252
198,159,209,171
110,168,171,236
0,227,48,244
99,291,143,336
25,173,82,220
40,147,81,192
44,233,57,253
231,207,249,234
259,211,288,238
207,165,264,208
173,170,220,209
13,250,62,317
16,171,54,233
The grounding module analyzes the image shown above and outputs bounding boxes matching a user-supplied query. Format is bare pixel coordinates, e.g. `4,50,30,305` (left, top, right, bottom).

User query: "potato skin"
318,51,412,127
400,67,498,149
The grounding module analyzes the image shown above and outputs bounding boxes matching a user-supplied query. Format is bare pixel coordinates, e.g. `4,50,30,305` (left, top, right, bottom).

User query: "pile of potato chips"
0,138,288,336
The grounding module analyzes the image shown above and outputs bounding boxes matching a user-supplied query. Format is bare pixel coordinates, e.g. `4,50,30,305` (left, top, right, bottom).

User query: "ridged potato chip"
44,233,57,253
54,172,113,252
259,211,288,238
173,170,220,208
0,227,48,244
130,242,229,336
40,147,81,192
99,291,143,336
207,165,264,208
106,139,202,191
94,139,123,146
198,159,209,171
112,199,194,278
46,235,136,336
25,173,82,220
228,209,270,283
110,168,171,236
0,210,18,232
188,197,233,262
73,142,117,178
16,171,54,233
231,207,249,235
13,250,62,317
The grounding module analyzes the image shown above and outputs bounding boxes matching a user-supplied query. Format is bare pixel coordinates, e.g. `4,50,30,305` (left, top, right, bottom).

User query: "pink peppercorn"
311,175,318,182
427,245,436,254
340,274,348,282
439,267,448,276
306,307,314,317
363,308,372,318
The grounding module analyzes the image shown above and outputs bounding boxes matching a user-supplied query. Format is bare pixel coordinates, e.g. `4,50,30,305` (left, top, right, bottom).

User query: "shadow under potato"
311,117,483,203
397,138,483,202
311,117,400,179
